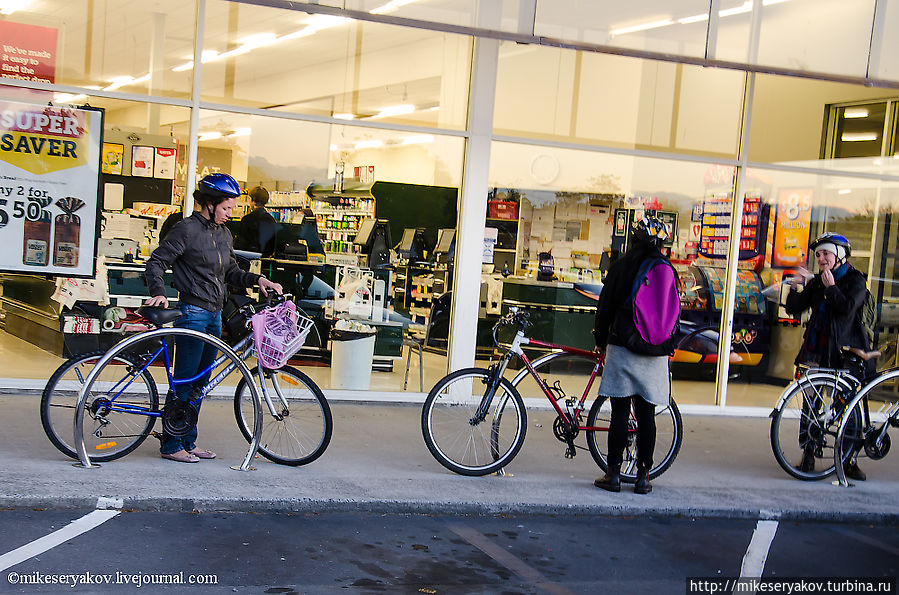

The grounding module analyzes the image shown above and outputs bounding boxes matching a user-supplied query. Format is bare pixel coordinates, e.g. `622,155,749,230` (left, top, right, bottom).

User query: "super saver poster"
0,101,103,277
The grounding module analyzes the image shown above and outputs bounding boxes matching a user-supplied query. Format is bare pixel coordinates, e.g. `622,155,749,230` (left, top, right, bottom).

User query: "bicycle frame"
477,328,605,432
511,333,606,431
90,330,298,425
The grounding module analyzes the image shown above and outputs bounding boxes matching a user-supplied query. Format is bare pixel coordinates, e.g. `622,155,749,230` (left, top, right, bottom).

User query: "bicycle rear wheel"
234,365,332,466
421,367,527,476
41,349,159,462
585,396,683,482
770,374,861,481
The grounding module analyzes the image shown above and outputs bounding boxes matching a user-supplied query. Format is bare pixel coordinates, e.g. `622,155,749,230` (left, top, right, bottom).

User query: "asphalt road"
1,509,897,594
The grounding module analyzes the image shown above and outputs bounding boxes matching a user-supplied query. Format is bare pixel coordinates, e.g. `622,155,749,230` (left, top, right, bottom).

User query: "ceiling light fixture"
841,132,878,142
369,104,416,119
333,113,355,120
53,93,88,104
837,189,852,195
843,108,869,119
198,131,222,141
0,0,31,15
678,13,708,24
355,140,383,150
228,128,251,137
719,1,753,17
370,0,418,15
401,134,434,145
610,19,674,36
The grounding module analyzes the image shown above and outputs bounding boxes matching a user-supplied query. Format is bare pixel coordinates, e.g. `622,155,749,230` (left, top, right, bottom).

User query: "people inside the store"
592,214,675,495
785,232,872,481
234,185,278,257
144,173,283,464
159,209,183,242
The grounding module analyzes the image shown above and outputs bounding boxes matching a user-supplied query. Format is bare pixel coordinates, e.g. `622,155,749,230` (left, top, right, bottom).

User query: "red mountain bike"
421,308,683,479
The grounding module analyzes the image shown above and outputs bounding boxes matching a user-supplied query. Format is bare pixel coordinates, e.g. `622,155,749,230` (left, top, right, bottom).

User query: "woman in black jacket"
593,214,674,495
785,232,871,480
145,173,283,463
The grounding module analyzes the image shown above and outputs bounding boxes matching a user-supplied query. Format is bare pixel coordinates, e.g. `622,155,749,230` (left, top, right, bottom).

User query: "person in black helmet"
785,232,871,480
145,173,283,463
593,213,674,495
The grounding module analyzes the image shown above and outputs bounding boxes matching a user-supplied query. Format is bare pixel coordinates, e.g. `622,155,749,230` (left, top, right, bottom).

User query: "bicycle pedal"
564,445,576,459
890,417,899,429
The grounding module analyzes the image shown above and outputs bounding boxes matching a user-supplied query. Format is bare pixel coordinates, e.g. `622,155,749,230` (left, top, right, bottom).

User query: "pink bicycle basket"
251,300,313,369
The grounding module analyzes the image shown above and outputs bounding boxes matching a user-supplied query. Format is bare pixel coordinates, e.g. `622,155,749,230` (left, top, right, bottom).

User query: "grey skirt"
597,343,670,406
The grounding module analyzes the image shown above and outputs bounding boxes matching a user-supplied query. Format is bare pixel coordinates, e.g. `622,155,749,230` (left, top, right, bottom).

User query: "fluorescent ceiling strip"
841,132,878,142
369,104,416,119
843,108,869,119
0,0,31,15
837,189,852,195
198,131,222,141
371,0,418,15
355,140,383,149
333,113,355,120
401,134,434,145
610,19,674,36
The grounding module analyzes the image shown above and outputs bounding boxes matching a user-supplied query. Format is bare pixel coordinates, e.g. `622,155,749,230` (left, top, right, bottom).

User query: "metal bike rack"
73,327,264,471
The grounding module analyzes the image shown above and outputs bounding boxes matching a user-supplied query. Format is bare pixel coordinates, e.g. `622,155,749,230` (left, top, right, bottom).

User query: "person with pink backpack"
592,214,680,494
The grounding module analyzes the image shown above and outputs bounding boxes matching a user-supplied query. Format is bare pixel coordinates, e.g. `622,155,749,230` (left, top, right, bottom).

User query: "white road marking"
735,520,779,593
0,509,121,572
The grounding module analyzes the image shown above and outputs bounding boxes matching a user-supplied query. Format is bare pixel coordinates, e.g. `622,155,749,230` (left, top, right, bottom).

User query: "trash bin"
330,326,377,390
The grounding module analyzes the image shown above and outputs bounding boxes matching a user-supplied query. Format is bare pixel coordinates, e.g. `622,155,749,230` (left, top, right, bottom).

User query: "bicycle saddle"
137,306,183,327
841,346,881,361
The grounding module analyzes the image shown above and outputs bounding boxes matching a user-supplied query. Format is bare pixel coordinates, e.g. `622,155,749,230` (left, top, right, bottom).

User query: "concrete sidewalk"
2,394,898,522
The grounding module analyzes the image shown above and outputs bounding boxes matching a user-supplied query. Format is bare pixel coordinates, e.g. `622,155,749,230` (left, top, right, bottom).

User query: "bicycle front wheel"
421,367,527,476
770,374,860,481
234,365,332,466
585,396,683,482
41,349,159,462
834,369,899,485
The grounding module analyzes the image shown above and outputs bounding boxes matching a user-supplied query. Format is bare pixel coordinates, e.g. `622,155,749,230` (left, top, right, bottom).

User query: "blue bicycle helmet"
630,214,671,248
194,173,241,209
809,232,851,263
198,173,241,198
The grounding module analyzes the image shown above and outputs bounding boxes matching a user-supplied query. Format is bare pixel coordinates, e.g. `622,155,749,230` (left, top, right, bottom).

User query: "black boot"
634,466,652,495
798,448,815,473
594,465,621,492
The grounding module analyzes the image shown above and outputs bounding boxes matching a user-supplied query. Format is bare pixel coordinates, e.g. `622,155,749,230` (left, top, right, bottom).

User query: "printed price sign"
0,100,103,277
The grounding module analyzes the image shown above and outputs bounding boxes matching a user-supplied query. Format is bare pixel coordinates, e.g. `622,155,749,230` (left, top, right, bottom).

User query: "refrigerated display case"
673,263,770,367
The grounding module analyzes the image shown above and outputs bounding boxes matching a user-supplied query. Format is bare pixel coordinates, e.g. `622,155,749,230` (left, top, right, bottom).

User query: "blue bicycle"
40,295,332,466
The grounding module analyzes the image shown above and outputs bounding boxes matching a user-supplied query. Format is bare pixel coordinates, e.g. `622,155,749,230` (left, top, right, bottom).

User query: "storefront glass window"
533,0,712,59
189,109,464,394
201,0,471,131
0,0,196,100
493,44,744,159
485,141,742,406
715,0,875,79
747,74,894,166
723,168,899,408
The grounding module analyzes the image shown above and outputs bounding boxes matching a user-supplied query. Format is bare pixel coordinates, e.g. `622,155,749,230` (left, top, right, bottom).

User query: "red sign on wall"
0,21,58,84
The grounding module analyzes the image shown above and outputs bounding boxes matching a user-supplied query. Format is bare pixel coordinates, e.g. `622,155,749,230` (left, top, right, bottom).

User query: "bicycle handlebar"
491,306,531,346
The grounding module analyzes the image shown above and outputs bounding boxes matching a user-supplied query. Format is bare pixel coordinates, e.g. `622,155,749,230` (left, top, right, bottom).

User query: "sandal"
161,450,200,463
188,447,217,460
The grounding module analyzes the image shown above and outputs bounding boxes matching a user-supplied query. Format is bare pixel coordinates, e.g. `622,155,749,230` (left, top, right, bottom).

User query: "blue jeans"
160,304,222,455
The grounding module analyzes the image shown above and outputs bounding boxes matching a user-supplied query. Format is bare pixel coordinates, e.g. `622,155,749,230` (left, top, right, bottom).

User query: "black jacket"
785,264,871,373
593,241,664,349
234,207,278,256
145,213,261,312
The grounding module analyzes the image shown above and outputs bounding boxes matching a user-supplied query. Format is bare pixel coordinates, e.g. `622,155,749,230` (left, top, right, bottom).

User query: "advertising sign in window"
771,188,812,268
0,100,103,277
0,21,57,84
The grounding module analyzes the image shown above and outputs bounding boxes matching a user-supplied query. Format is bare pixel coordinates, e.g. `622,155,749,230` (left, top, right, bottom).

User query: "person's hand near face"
815,249,837,287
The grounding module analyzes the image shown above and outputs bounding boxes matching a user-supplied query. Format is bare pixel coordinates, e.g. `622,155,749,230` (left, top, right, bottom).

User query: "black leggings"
606,396,656,470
